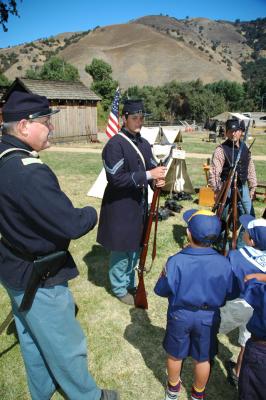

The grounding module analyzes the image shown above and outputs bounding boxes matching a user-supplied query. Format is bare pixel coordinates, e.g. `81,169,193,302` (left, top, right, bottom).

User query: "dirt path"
45,146,266,161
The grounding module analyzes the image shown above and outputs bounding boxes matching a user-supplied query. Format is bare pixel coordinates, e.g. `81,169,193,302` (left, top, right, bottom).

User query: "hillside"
0,15,265,89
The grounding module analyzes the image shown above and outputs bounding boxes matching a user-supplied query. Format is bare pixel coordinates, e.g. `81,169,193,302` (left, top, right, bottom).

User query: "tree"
26,57,80,82
85,58,119,111
240,58,266,110
124,79,229,122
85,58,112,82
0,71,9,85
206,80,245,110
187,89,226,121
0,0,21,32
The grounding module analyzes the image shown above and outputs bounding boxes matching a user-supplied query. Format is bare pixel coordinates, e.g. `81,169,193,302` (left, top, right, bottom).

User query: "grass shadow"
226,329,239,347
172,224,187,247
0,319,19,358
214,339,239,399
124,309,179,393
83,244,111,293
179,340,238,399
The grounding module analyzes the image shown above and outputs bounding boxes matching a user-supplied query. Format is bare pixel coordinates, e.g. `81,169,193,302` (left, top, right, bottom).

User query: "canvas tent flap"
87,168,107,199
162,157,194,194
87,167,154,202
211,111,251,122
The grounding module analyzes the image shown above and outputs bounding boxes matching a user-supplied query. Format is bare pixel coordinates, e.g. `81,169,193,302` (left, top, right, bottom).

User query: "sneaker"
165,381,180,400
100,389,119,399
117,293,135,305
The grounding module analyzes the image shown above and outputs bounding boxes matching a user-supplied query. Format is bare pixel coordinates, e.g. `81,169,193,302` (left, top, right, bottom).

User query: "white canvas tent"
212,111,251,123
211,111,253,140
87,126,194,201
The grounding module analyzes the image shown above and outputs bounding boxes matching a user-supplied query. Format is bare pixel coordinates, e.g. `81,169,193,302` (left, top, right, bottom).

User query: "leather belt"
251,335,266,346
181,304,218,312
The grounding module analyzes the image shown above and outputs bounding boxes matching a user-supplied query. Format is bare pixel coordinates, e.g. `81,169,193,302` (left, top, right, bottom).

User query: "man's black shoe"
117,293,135,305
128,287,137,295
100,389,119,399
128,287,148,296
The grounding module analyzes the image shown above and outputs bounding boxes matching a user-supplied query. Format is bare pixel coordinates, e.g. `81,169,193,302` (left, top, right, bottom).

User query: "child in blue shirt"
235,215,266,400
219,215,266,385
238,278,266,400
154,209,237,400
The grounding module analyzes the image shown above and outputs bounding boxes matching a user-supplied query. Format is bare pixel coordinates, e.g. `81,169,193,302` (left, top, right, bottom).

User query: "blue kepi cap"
240,215,266,250
183,209,221,244
3,91,59,122
122,99,145,116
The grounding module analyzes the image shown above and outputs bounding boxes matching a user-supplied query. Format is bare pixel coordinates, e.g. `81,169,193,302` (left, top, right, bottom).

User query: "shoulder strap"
0,148,39,169
118,132,146,169
0,148,38,160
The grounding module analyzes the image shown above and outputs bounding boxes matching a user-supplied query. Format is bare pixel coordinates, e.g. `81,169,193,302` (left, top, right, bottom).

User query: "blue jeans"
3,282,101,400
109,251,139,297
236,183,252,248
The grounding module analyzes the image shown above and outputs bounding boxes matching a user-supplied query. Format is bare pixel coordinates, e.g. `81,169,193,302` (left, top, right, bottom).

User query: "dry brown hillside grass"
1,16,254,88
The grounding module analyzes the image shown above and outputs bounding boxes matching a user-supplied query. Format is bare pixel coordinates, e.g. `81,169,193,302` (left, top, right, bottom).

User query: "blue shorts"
163,308,220,362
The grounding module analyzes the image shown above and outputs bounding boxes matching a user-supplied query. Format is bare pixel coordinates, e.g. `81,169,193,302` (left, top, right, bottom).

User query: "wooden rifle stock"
212,168,234,218
134,187,161,309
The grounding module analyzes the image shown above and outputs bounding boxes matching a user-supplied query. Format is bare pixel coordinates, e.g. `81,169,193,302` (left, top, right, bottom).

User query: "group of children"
154,209,266,400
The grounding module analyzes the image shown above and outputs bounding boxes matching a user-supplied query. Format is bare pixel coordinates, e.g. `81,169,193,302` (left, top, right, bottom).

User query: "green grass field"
180,129,266,156
0,135,265,399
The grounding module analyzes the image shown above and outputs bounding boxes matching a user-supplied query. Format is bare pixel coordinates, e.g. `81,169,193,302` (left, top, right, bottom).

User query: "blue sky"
1,0,265,48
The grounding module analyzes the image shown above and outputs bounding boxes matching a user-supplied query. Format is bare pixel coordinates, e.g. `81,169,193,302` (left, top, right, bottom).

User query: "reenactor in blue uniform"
0,91,118,400
97,99,166,305
154,209,237,400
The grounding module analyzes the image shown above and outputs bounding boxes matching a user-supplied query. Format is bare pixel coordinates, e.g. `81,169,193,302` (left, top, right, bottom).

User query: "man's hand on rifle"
155,178,166,188
149,166,167,179
249,188,256,200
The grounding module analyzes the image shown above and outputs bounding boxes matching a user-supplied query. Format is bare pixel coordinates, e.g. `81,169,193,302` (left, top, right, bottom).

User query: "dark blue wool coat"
0,134,97,290
97,128,157,252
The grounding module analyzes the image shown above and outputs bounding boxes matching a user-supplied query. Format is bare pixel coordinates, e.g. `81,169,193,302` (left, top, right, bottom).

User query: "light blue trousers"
109,251,139,297
236,183,252,248
3,282,101,400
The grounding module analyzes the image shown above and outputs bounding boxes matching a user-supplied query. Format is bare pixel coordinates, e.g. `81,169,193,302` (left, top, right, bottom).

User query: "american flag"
105,87,120,138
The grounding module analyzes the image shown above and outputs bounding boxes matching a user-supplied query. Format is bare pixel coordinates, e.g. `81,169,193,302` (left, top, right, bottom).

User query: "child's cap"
183,209,221,244
239,215,266,250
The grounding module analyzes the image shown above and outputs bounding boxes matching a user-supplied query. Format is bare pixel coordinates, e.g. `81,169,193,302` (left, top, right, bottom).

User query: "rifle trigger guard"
135,265,146,273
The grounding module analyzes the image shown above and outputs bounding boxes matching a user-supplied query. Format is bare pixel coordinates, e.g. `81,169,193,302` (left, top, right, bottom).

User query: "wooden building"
2,78,101,143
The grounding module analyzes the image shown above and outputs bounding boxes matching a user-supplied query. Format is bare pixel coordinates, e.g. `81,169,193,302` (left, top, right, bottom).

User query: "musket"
212,120,251,253
212,119,250,217
135,143,175,309
134,186,161,309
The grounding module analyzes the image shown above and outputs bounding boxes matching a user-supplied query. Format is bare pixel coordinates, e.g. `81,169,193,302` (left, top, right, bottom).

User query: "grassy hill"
0,16,265,89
